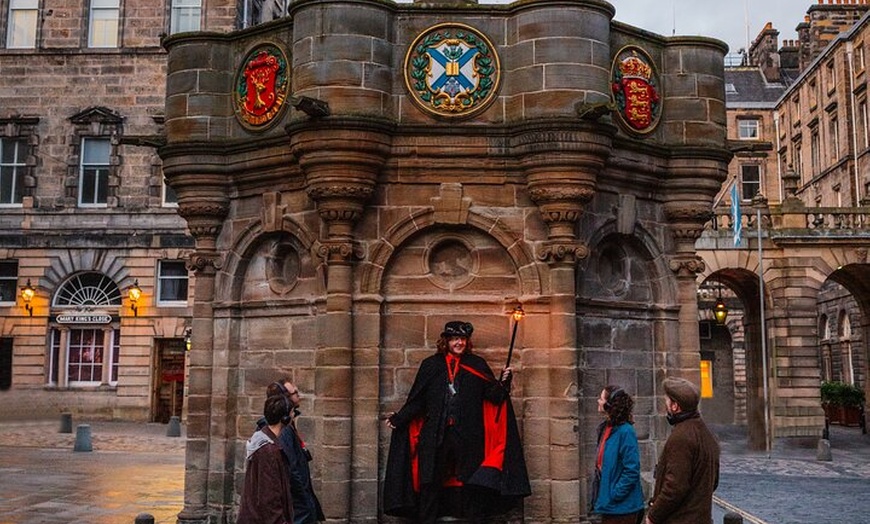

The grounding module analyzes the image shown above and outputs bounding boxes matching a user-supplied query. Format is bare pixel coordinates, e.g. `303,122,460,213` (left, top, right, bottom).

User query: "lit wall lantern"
184,327,192,352
128,279,142,317
20,279,35,317
712,284,728,325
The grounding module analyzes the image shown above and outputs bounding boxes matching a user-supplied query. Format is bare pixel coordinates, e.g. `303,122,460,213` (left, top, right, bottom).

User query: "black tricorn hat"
441,321,473,339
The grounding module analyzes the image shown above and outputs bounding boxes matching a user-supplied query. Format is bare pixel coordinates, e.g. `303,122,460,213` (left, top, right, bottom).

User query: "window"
700,359,713,398
793,142,803,179
826,60,836,94
862,100,870,149
737,119,760,140
0,261,18,304
808,78,818,110
158,261,189,304
741,164,761,200
241,0,289,28
855,44,865,74
89,0,120,48
53,272,122,307
49,328,120,387
0,137,26,205
163,176,178,206
79,138,110,207
810,127,820,174
170,0,202,34
6,0,38,48
829,116,840,162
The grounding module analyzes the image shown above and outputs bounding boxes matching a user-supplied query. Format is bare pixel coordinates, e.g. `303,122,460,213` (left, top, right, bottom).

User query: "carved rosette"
668,255,706,277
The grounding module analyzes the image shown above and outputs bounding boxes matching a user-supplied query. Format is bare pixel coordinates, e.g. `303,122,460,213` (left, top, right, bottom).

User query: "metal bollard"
724,512,743,524
134,514,155,524
59,413,73,434
73,424,92,452
166,415,181,437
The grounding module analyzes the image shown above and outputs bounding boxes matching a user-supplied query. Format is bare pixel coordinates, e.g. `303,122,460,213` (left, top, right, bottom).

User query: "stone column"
520,122,612,522
164,158,229,524
290,119,391,520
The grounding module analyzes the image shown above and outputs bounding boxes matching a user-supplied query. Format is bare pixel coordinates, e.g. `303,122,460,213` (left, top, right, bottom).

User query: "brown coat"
237,426,294,524
648,413,720,524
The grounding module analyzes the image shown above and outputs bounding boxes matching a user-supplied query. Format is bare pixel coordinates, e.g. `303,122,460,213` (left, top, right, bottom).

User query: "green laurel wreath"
409,29,495,109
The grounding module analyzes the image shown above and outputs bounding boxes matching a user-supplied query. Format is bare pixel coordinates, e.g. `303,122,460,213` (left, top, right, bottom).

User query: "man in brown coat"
645,377,720,524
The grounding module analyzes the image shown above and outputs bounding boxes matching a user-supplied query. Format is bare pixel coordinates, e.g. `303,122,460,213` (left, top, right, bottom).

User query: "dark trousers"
418,427,471,524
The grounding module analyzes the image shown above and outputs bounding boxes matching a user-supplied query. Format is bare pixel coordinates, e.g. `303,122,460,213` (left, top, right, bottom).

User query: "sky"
607,0,813,55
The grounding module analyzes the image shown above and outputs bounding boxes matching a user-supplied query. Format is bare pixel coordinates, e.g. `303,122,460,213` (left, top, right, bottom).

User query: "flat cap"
663,377,700,412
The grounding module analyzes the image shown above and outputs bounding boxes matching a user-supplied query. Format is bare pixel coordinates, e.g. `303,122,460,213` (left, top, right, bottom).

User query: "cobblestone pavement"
711,424,870,524
0,419,868,523
0,418,185,524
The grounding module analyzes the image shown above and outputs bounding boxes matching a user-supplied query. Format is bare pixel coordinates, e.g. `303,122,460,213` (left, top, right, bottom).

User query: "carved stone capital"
527,186,595,205
177,201,229,247
536,242,590,263
186,250,224,273
664,204,713,242
856,247,868,264
315,240,366,263
668,255,706,277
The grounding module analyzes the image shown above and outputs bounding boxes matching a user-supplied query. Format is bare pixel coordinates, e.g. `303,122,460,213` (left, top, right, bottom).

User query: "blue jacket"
593,421,645,515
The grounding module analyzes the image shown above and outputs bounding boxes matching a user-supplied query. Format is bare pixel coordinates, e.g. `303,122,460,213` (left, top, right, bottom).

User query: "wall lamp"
184,327,192,352
20,279,35,316
128,279,142,317
712,283,728,326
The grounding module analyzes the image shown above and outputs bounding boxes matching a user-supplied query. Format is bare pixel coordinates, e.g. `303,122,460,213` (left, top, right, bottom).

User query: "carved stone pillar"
517,122,612,522
162,152,230,524
663,152,728,379
289,118,391,520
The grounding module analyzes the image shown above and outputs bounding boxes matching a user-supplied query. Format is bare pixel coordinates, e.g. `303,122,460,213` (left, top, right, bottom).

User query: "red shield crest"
611,47,661,134
235,45,289,129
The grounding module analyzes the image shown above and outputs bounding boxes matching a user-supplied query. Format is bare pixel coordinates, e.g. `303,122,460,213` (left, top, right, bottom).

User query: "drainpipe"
774,111,784,202
847,42,862,206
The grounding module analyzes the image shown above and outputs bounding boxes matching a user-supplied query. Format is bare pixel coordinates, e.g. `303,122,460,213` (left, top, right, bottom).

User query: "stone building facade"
0,0,196,422
702,0,870,450
160,0,732,521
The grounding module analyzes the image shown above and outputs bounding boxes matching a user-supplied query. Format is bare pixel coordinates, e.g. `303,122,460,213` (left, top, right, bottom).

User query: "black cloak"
383,352,531,519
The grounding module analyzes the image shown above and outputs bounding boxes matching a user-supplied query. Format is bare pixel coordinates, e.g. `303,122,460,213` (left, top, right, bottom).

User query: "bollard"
724,511,743,524
73,424,93,452
817,438,833,461
134,513,155,524
59,413,73,434
166,415,181,437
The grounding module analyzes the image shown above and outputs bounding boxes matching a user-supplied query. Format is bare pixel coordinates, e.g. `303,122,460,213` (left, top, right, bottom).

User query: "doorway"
153,338,186,423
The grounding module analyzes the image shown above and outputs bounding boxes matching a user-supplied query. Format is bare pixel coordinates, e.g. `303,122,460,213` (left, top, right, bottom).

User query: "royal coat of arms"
404,23,501,118
611,46,661,134
234,44,289,130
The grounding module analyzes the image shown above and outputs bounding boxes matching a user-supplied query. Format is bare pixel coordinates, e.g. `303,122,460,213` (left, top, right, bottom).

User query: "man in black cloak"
383,320,531,522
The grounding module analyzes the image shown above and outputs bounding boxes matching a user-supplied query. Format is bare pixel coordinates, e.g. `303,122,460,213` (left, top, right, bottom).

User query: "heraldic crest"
404,23,501,118
234,43,290,130
611,46,661,134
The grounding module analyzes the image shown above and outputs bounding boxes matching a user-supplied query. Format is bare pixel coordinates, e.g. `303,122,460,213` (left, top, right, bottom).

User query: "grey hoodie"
246,429,275,461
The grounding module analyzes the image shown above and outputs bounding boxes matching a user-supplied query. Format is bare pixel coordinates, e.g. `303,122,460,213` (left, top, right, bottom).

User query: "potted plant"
821,381,866,427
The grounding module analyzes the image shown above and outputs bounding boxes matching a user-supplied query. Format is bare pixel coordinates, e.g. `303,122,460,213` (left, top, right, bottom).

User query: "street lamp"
20,279,35,316
712,283,728,325
128,279,142,316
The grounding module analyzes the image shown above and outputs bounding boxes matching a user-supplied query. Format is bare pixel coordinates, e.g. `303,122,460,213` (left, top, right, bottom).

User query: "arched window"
838,310,854,384
53,272,121,307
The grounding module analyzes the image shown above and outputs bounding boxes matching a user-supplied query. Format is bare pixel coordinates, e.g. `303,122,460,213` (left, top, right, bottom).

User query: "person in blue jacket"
592,385,646,524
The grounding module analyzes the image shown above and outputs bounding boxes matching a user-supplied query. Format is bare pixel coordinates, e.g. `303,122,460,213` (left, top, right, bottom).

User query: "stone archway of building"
823,263,870,425
707,268,770,450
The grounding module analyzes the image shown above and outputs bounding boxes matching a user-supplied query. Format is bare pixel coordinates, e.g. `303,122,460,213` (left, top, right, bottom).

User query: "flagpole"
757,202,771,456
